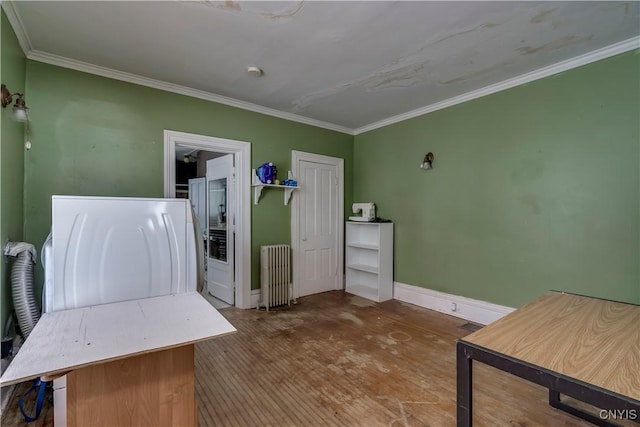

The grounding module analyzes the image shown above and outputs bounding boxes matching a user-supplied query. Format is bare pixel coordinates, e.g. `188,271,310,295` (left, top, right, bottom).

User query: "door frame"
164,130,252,309
291,150,344,299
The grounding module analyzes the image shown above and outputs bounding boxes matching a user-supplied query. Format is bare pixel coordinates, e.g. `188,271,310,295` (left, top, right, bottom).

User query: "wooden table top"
462,291,640,401
0,292,236,387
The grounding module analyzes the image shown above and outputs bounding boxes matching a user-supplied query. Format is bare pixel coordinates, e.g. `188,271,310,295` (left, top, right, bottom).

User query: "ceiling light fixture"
247,66,263,77
1,84,29,123
183,149,198,164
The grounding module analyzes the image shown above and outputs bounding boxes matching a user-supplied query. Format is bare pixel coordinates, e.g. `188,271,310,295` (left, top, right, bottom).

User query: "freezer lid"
47,196,196,312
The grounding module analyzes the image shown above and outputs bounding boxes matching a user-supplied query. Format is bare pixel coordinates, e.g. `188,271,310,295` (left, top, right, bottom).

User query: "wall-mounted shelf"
252,169,300,205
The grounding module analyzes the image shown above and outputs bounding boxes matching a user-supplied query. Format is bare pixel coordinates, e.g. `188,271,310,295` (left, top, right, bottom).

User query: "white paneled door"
206,154,235,305
296,156,342,297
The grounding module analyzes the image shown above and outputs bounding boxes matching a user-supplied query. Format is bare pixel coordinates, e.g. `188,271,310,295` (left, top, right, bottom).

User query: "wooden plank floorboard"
4,290,632,426
193,291,603,427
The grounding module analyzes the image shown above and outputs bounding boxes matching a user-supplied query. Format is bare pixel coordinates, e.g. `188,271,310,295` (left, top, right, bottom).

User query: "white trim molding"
3,2,637,137
393,282,515,325
26,49,353,135
251,289,260,308
291,150,344,300
1,1,32,55
354,36,640,134
251,286,293,309
163,130,252,309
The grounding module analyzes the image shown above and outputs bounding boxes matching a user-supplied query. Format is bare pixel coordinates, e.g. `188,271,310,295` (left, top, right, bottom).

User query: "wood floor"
1,290,619,426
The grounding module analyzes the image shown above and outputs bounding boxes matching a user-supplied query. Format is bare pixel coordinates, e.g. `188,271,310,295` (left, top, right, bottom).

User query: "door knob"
302,237,307,241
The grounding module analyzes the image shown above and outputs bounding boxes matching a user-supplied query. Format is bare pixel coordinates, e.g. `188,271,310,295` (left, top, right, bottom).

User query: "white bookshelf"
345,222,393,302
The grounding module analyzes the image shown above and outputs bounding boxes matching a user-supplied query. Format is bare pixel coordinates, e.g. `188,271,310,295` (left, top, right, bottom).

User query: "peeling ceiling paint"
518,35,595,56
291,58,431,113
260,2,305,21
10,1,640,130
198,1,305,20
530,8,561,29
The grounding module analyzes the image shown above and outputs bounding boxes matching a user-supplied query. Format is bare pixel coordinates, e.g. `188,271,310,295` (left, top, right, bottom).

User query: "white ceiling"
6,1,640,133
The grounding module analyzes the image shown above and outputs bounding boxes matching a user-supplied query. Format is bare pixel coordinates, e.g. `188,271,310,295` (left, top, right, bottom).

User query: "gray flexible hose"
5,242,40,340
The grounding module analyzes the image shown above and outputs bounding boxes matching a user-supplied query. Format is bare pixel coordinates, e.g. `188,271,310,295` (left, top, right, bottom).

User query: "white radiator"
259,245,291,310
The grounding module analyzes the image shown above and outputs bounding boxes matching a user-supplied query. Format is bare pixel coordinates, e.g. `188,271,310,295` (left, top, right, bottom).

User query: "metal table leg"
457,341,473,427
456,340,639,426
549,390,631,427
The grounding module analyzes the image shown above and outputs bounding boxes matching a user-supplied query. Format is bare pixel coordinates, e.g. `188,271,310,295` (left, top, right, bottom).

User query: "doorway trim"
164,130,252,309
290,150,344,299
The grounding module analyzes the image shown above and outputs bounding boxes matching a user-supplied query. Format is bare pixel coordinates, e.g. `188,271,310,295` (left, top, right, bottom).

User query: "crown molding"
6,0,638,139
354,36,640,135
1,1,32,55
26,50,354,135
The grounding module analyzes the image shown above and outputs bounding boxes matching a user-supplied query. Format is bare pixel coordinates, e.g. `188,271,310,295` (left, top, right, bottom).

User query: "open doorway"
176,149,233,309
164,130,252,309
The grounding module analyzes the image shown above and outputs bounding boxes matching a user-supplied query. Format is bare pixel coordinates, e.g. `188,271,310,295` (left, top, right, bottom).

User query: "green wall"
8,23,640,312
1,10,27,336
23,61,353,293
354,51,640,308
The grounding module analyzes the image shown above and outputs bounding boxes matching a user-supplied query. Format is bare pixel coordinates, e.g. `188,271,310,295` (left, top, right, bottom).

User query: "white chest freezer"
43,196,203,313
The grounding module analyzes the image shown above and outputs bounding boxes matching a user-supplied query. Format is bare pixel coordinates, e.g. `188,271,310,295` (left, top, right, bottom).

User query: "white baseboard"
251,289,260,308
252,283,297,309
393,282,514,325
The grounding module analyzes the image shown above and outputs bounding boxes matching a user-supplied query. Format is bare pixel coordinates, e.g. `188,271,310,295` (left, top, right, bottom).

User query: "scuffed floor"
1,290,601,426
1,378,54,426
194,291,595,427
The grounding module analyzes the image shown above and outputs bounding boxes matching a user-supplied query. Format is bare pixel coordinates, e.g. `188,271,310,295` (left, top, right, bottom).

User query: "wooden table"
0,292,236,426
457,291,640,426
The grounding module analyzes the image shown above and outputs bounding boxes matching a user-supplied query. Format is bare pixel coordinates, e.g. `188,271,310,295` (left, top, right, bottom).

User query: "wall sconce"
1,84,29,123
420,152,434,170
